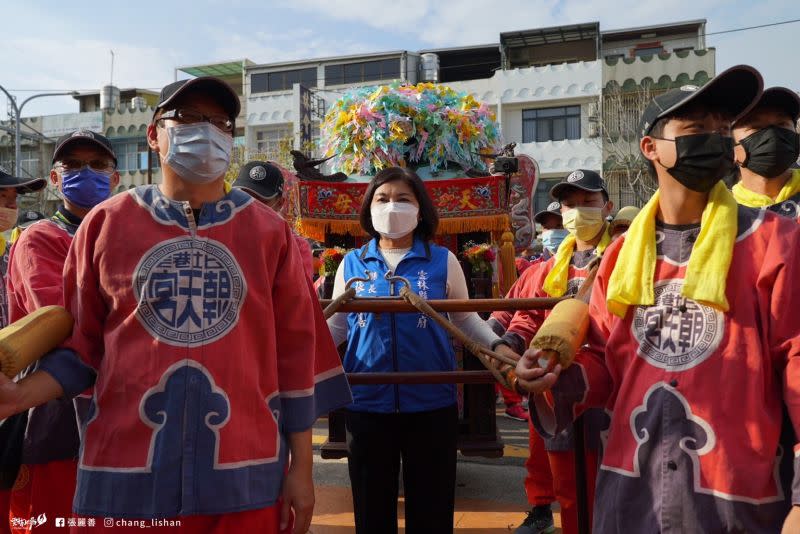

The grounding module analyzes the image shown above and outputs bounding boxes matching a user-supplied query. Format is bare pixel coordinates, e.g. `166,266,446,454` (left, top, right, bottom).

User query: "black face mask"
658,133,736,193
738,126,800,179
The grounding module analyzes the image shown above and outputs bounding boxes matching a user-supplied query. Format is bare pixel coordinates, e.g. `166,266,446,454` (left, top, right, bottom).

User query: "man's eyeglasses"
56,159,116,174
157,109,234,133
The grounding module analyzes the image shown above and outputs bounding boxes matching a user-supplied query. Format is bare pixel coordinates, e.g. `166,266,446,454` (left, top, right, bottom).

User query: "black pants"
345,405,458,534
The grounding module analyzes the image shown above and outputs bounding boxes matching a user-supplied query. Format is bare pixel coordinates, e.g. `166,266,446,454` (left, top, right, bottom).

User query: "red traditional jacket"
39,186,351,518
530,206,800,533
7,209,84,464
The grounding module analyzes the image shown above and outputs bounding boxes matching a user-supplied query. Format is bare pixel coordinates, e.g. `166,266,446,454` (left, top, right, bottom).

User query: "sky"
1,0,798,118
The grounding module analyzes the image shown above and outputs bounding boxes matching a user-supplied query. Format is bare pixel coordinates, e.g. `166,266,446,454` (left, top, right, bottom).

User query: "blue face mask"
61,168,112,209
541,228,569,254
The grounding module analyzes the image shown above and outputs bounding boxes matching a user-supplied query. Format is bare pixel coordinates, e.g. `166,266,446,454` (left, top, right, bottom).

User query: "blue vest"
342,237,456,413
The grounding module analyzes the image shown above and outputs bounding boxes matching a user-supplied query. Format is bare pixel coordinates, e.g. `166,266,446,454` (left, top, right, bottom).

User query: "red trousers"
524,418,598,534
524,426,555,506
9,460,77,534
7,461,290,534
495,383,522,406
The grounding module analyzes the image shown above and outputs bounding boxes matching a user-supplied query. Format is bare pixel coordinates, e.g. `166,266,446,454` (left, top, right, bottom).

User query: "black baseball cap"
0,165,46,193
155,77,240,120
52,129,117,166
233,161,284,201
740,86,800,123
550,169,608,200
638,65,763,138
534,201,563,224
16,210,45,228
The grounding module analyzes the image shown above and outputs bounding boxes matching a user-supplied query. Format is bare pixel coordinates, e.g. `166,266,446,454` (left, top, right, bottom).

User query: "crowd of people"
0,62,795,534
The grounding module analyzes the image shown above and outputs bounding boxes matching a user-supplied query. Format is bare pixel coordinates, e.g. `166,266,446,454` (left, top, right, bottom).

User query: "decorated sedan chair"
283,83,539,457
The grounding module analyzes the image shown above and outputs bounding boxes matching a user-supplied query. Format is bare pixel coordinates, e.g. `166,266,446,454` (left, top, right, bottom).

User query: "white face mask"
370,202,419,239
562,206,606,241
0,207,17,232
163,122,233,184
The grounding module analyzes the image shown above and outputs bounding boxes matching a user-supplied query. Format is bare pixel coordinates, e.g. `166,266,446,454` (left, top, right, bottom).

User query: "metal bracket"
344,269,372,291
384,271,411,297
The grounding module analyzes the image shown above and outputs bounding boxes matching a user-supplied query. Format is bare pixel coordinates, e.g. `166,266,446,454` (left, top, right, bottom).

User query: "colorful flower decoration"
322,82,501,176
320,247,347,276
461,242,496,277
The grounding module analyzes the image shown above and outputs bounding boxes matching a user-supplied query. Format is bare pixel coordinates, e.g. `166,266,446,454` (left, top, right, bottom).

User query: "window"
251,68,316,93
522,106,581,143
633,46,663,58
254,128,291,160
20,150,40,179
325,59,401,85
110,139,150,172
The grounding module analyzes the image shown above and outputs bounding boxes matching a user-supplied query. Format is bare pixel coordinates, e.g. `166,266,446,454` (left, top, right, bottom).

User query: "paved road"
309,407,565,533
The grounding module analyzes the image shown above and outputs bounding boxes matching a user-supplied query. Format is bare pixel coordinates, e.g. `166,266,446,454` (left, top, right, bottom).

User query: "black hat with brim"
16,209,45,228
233,161,284,201
742,86,800,122
0,165,46,194
534,201,563,224
638,65,764,138
52,129,117,166
550,169,608,200
155,77,241,120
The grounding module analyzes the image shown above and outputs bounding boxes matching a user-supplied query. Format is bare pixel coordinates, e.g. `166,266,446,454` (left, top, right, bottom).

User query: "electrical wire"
3,17,799,94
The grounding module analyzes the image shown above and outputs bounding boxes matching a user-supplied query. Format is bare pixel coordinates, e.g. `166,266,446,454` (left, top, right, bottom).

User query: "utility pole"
0,84,79,175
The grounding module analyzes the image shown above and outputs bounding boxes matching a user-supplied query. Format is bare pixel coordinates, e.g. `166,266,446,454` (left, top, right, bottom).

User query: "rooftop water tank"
130,96,147,110
419,53,440,83
100,85,120,111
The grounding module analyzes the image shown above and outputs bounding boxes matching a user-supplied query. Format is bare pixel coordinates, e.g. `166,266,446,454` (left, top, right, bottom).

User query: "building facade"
235,19,716,212
600,20,715,207
0,87,162,214
0,19,713,216
242,25,607,213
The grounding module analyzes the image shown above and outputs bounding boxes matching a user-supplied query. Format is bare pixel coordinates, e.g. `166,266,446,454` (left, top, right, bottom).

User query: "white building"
243,24,606,212
244,51,419,161
239,19,715,212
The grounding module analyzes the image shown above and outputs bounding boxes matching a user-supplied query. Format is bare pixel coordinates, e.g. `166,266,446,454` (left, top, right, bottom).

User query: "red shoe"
504,403,529,421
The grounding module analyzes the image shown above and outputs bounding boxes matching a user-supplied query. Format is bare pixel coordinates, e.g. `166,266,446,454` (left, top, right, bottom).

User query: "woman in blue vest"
327,167,517,533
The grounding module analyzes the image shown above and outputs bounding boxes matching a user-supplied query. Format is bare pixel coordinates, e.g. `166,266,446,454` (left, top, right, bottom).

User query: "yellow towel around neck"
606,181,737,318
731,169,800,208
542,227,611,298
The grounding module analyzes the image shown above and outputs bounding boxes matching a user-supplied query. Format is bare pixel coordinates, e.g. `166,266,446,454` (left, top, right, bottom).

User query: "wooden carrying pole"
347,370,496,385
0,306,74,379
319,297,562,313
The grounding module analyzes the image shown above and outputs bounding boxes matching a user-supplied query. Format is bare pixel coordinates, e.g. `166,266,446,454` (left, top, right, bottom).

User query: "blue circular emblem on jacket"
133,237,247,346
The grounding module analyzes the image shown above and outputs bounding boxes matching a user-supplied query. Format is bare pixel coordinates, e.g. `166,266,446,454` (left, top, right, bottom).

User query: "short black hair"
360,167,438,241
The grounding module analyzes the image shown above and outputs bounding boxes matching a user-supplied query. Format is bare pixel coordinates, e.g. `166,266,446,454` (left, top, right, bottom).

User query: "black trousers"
345,405,458,534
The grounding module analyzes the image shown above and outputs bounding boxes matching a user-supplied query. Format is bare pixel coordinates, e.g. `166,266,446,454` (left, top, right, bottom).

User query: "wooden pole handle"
0,306,74,379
